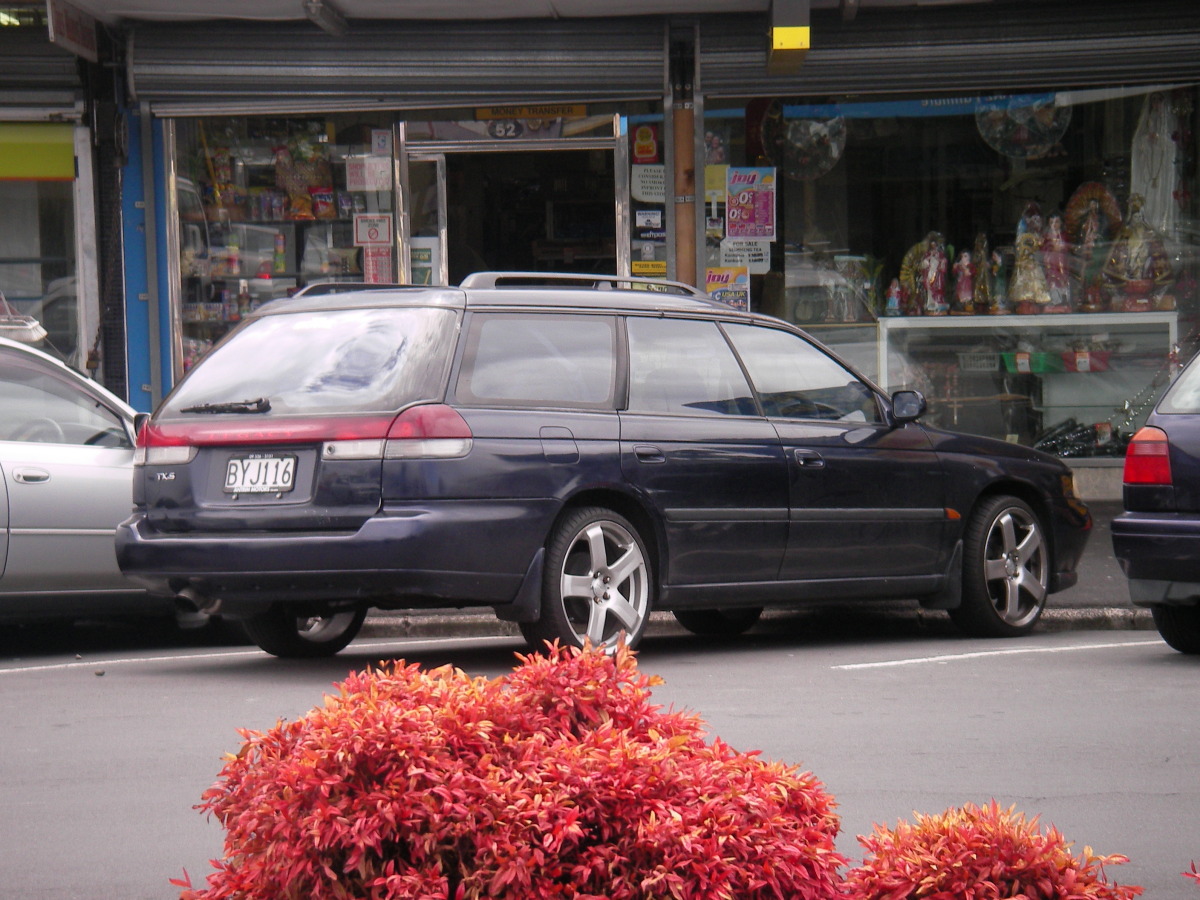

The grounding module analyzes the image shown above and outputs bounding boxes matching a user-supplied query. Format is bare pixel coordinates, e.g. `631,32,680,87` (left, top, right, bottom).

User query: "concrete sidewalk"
362,501,1156,642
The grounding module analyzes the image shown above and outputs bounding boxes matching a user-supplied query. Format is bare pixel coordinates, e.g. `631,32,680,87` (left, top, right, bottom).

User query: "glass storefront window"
0,124,79,362
172,115,396,372
703,85,1199,457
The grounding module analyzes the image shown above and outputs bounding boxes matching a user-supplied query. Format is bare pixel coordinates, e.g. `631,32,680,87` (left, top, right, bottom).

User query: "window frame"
453,310,620,411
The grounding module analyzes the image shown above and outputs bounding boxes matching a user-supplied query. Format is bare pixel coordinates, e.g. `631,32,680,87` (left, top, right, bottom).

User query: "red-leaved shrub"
177,643,845,900
842,800,1142,899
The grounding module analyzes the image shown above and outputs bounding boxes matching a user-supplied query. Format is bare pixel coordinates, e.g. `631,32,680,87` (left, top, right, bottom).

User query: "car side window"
455,313,617,409
626,317,757,416
0,358,132,447
724,323,882,424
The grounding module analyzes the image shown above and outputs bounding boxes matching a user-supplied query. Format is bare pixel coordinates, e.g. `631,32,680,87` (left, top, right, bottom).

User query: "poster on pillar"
726,167,777,241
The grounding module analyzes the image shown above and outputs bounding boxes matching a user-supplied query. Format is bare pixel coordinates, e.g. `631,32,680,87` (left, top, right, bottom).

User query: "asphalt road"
0,621,1194,899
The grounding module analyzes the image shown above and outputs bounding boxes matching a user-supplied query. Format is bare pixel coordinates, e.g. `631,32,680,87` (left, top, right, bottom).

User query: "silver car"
0,336,176,622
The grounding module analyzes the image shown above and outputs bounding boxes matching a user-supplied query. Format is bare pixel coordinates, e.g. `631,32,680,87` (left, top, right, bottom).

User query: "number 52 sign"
353,213,394,247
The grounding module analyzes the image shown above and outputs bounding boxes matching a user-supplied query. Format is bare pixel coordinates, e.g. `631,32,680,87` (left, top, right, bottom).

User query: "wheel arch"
552,487,664,584
965,479,1057,569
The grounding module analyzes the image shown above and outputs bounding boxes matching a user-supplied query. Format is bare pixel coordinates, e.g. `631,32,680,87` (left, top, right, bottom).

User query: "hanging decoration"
976,97,1071,160
759,100,846,180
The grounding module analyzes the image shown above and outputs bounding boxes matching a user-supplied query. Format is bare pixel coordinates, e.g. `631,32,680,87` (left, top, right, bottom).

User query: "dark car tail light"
385,404,473,459
1123,426,1172,485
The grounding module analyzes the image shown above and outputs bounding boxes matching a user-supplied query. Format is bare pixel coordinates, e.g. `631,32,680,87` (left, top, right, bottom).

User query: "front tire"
672,607,762,637
1151,605,1200,654
520,507,653,653
242,605,366,658
950,495,1048,637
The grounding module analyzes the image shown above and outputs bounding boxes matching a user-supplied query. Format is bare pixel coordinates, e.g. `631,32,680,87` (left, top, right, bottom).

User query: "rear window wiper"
180,397,272,414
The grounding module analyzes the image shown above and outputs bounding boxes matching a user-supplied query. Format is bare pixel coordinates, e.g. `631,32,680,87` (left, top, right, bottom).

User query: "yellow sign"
771,26,811,51
632,261,668,278
0,123,74,180
476,105,587,120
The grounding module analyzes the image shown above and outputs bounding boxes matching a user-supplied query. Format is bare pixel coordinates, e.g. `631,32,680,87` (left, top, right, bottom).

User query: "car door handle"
13,467,50,484
634,445,666,464
793,449,825,469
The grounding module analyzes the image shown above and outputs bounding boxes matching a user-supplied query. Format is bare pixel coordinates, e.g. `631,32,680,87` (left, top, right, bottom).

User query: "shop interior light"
304,0,347,37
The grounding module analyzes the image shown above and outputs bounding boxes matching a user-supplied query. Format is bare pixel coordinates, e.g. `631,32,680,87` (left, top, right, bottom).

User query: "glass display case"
877,312,1179,456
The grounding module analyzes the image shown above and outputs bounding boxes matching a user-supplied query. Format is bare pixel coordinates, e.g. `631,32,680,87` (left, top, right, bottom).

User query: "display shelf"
874,311,1179,454
876,312,1178,389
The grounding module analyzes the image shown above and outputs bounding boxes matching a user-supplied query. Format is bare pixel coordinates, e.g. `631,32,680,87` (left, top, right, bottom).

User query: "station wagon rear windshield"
160,307,457,418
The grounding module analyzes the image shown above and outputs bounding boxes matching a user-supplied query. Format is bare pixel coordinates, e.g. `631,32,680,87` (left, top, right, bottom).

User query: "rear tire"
520,506,652,653
1151,605,1200,654
672,607,762,637
950,495,1048,637
242,605,366,658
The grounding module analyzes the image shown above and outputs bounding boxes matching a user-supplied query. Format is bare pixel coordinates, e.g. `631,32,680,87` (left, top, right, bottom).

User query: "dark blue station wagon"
117,273,1091,656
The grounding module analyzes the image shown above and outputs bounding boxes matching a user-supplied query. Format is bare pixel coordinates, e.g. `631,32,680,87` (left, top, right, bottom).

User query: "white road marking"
831,639,1164,670
0,634,521,675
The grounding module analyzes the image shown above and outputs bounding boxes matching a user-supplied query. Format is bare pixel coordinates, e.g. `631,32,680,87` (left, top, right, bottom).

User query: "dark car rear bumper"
1111,511,1200,606
116,498,556,614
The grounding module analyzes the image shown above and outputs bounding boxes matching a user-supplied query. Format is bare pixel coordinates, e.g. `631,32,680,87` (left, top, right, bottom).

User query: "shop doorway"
409,148,618,285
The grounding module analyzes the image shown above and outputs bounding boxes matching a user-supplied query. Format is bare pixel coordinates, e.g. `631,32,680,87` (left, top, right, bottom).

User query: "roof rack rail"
458,271,709,298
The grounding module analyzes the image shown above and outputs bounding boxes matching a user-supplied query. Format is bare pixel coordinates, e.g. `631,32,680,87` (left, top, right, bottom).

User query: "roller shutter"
0,29,81,119
700,0,1200,98
128,19,668,117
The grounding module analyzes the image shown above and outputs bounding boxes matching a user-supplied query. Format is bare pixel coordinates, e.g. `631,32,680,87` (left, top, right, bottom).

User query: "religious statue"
952,250,976,314
988,249,1010,314
1009,232,1051,313
899,231,948,316
971,233,992,313
1041,213,1072,313
1065,182,1122,312
917,235,950,315
1103,193,1176,312
1016,201,1043,240
883,278,904,316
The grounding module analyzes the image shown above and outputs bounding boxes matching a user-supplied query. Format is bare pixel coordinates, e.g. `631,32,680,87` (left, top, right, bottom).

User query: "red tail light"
135,405,472,462
385,404,473,459
1123,426,1172,485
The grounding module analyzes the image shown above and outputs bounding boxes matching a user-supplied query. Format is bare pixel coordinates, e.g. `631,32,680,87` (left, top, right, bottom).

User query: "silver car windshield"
160,307,458,418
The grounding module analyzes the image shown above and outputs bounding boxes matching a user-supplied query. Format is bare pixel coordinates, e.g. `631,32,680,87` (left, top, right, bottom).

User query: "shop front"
162,110,636,375
127,3,1200,489
0,25,100,374
691,0,1200,487
127,18,667,386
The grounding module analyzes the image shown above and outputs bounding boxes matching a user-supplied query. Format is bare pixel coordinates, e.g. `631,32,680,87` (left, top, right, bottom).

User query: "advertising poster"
720,238,772,275
706,266,750,310
726,167,777,240
363,246,393,284
705,165,728,242
630,123,660,164
409,237,440,285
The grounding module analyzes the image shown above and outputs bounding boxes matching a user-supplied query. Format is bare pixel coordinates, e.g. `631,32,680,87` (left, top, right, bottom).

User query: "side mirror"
132,411,151,441
891,390,926,423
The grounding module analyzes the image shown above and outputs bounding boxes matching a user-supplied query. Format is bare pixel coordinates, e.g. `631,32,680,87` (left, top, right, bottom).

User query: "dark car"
117,272,1090,657
1112,352,1200,653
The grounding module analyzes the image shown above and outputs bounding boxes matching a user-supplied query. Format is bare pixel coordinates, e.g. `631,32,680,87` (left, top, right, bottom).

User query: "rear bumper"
116,499,556,613
1111,511,1200,607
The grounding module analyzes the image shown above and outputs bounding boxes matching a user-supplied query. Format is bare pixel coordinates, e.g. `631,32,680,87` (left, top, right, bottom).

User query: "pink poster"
726,167,777,240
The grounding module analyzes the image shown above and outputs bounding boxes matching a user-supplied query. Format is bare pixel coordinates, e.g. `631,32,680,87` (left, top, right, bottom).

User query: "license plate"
224,454,296,494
